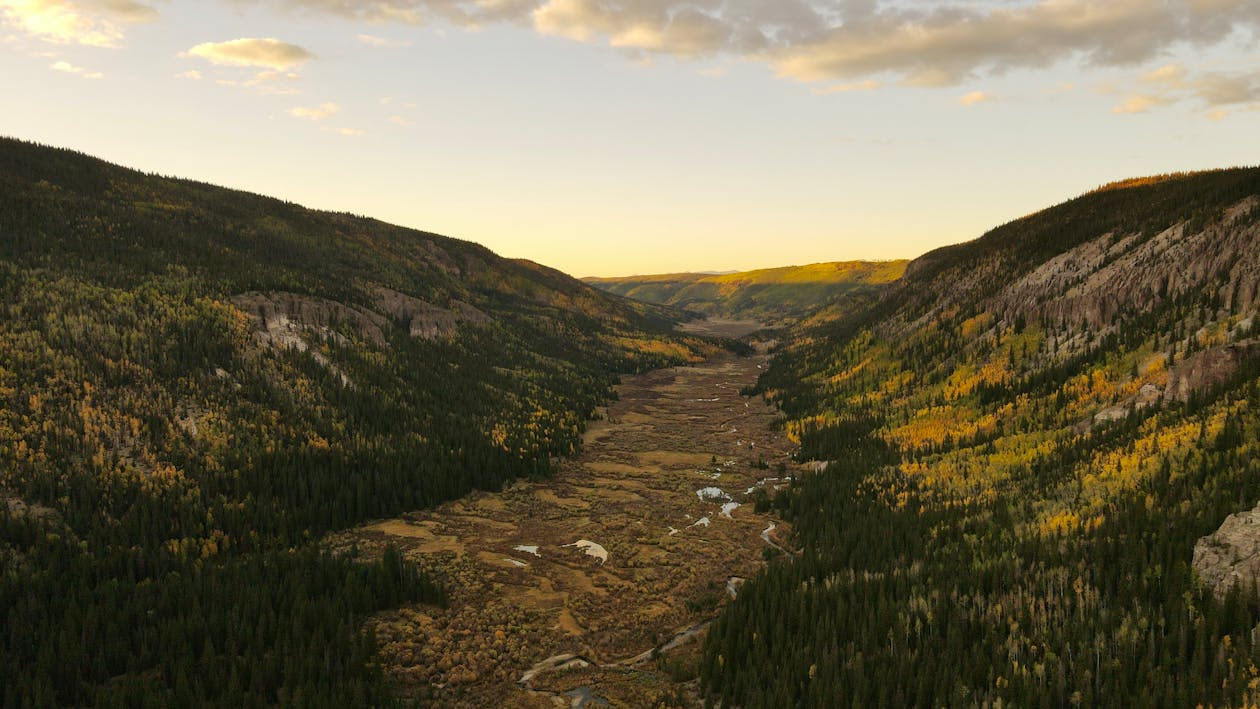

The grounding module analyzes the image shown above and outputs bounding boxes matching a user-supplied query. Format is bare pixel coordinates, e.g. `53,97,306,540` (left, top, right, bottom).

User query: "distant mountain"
584,260,908,324
703,168,1260,707
0,137,721,706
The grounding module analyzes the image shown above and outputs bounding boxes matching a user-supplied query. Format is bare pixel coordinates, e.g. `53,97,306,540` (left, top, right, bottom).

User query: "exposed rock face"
231,289,492,352
891,198,1260,357
991,198,1260,330
370,286,489,341
1164,340,1260,402
1194,503,1260,600
1093,405,1129,424
231,292,388,349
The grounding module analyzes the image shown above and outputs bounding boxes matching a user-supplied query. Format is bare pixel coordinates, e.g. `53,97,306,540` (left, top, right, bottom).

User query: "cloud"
256,0,539,26
1122,61,1260,114
387,115,413,126
336,127,365,136
958,90,993,106
239,0,1260,91
234,0,1260,100
1191,72,1260,106
534,0,738,58
186,38,313,70
175,69,202,80
288,102,340,120
771,0,1260,86
357,33,411,47
1207,103,1260,120
0,0,156,47
50,58,101,77
1112,94,1168,114
1143,63,1186,84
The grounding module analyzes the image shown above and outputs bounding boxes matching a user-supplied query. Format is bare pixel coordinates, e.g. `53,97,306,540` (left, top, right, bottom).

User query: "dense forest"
702,169,1260,706
0,138,723,706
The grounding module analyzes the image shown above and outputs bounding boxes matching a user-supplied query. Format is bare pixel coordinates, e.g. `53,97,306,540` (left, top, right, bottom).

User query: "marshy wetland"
328,321,804,706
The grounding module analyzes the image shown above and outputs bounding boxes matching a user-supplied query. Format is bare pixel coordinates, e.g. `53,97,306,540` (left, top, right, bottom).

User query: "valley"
329,320,798,706
3,137,1260,708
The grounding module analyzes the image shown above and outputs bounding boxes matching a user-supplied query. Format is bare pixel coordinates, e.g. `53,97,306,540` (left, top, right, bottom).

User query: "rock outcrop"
1194,502,1260,600
989,197,1260,331
232,288,494,352
371,286,490,340
1164,340,1260,402
231,292,388,349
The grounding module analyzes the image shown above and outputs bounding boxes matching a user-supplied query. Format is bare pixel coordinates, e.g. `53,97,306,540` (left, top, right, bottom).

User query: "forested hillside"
702,169,1260,706
584,260,906,324
0,138,717,706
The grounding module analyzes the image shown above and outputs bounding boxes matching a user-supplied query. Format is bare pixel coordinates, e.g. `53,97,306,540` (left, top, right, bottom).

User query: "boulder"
1193,502,1260,600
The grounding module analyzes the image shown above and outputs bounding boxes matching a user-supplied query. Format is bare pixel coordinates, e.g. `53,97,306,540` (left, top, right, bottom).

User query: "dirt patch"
366,520,433,539
532,489,591,509
636,450,716,468
557,609,585,636
585,461,645,475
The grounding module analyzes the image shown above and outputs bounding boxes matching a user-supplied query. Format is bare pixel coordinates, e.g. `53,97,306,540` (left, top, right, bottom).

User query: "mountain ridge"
702,166,1260,707
0,136,726,707
584,259,908,324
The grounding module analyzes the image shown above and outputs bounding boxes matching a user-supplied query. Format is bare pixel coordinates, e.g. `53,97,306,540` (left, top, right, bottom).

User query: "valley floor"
328,321,798,707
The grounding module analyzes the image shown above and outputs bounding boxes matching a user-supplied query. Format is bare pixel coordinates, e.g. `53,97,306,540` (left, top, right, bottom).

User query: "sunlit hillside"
585,260,908,324
703,167,1260,707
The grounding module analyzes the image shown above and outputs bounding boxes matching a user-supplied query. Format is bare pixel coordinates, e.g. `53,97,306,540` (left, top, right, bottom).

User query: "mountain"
702,168,1260,707
584,260,907,324
0,137,726,706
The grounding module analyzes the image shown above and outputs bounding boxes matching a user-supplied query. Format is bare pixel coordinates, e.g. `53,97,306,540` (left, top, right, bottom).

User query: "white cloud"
50,58,100,77
336,127,365,136
186,38,313,70
241,69,302,94
289,102,340,120
175,69,202,80
387,115,413,126
0,0,156,47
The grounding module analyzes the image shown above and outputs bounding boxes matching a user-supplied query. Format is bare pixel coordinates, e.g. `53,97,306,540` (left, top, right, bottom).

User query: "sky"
1,1,1258,277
